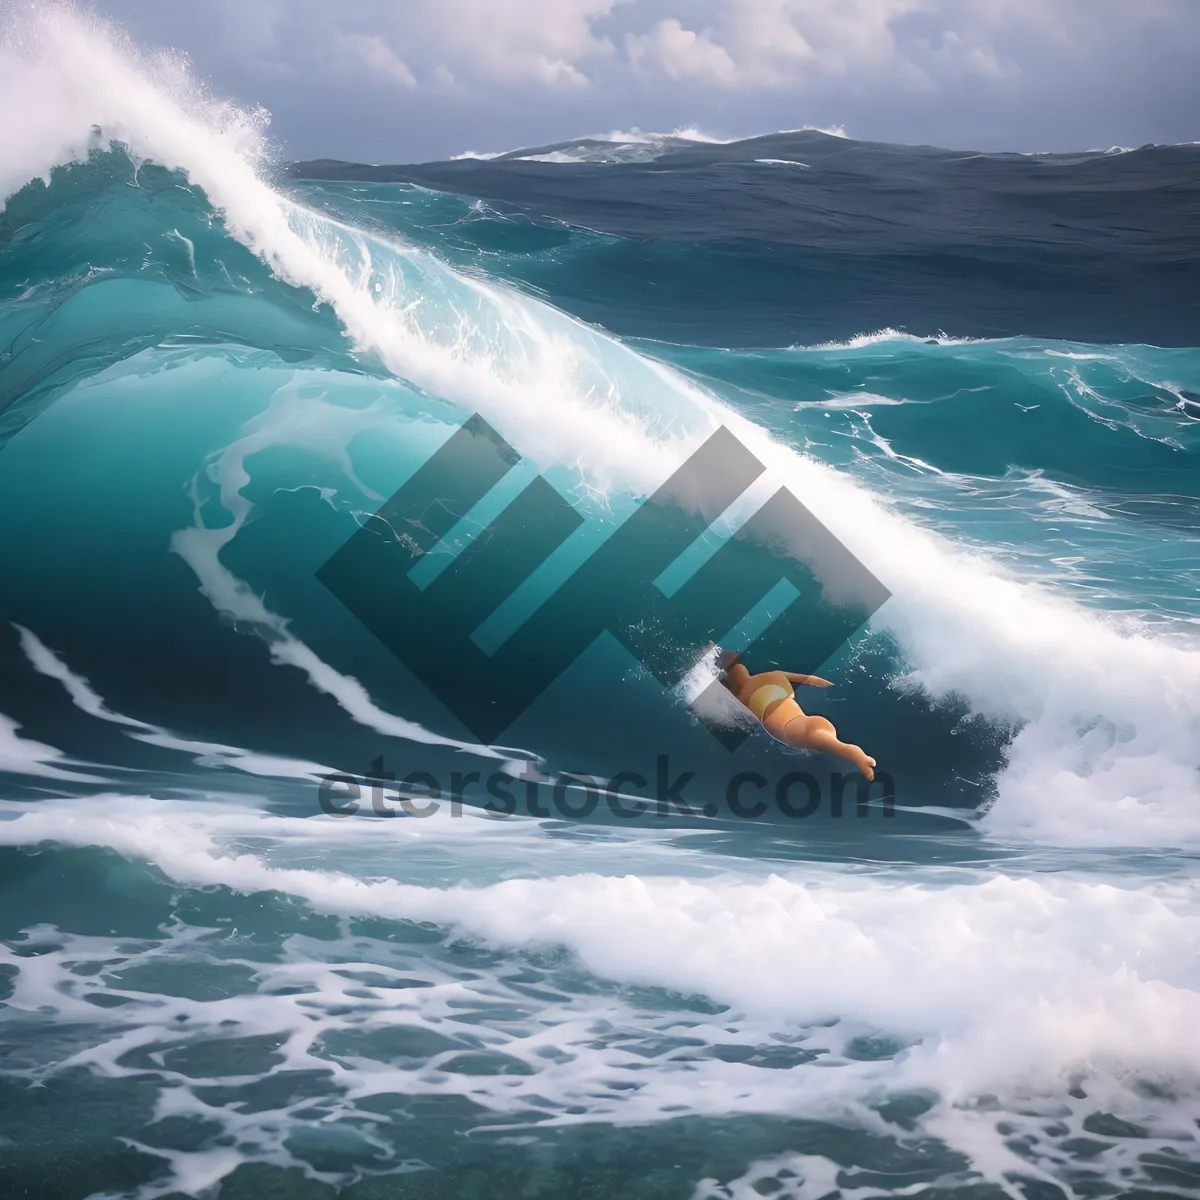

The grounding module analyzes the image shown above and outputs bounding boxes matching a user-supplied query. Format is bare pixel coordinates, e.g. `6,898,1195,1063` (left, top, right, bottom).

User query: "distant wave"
448,123,849,165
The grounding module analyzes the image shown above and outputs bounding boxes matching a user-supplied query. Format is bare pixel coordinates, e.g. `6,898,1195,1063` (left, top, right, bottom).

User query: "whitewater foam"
592,125,731,145
1,793,1199,1144
803,329,989,351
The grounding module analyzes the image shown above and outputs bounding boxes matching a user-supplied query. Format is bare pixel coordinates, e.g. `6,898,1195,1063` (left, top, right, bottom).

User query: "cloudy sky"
96,0,1199,162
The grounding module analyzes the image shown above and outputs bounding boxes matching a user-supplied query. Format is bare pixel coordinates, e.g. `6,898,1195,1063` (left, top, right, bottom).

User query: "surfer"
715,649,876,780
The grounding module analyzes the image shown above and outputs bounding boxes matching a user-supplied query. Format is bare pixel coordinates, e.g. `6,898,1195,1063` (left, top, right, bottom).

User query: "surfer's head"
714,648,742,680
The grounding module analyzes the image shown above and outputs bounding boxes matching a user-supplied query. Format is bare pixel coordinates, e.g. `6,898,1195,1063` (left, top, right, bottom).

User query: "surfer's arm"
784,672,833,687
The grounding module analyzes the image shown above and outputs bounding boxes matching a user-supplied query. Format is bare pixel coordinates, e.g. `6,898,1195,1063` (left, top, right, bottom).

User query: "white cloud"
93,0,1200,156
147,0,1198,99
390,0,621,88
627,19,739,85
269,0,1191,99
619,0,1069,90
342,32,416,87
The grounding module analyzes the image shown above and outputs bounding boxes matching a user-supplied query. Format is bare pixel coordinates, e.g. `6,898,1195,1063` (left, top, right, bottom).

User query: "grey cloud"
97,0,1199,161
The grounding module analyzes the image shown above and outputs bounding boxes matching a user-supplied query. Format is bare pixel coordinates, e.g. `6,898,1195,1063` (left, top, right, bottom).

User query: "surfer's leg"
766,706,876,781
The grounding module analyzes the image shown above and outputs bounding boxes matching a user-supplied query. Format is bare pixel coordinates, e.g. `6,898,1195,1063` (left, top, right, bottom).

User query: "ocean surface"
2,12,1200,1200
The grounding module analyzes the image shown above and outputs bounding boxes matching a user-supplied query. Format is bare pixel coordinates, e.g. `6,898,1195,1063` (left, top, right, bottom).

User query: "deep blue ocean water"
1,22,1199,1200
